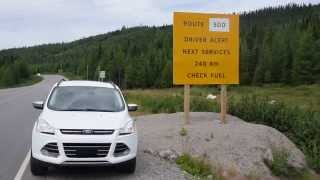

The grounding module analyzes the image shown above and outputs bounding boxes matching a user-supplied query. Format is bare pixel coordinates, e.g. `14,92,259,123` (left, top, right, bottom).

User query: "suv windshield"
47,86,125,112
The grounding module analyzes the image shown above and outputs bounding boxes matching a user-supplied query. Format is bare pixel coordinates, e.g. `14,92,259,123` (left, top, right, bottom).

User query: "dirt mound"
136,112,307,177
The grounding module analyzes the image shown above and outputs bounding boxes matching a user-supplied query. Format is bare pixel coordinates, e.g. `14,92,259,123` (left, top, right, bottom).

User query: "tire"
118,158,136,174
30,155,48,176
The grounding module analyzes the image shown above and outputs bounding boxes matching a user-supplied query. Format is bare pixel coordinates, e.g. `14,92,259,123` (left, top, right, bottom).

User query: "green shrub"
176,153,215,179
267,150,291,176
229,95,320,171
266,149,313,178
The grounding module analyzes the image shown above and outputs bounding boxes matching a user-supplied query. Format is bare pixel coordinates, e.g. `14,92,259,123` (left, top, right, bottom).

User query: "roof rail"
57,78,66,86
107,81,117,89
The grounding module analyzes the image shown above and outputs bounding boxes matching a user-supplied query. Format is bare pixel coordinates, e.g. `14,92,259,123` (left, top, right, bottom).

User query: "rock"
136,112,308,176
262,148,273,166
206,174,213,180
206,94,217,100
159,149,178,161
143,148,155,155
159,149,171,159
169,153,178,161
287,148,307,169
269,100,276,104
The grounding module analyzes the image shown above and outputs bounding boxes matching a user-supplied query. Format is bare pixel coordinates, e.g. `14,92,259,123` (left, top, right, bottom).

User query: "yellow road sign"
173,12,239,84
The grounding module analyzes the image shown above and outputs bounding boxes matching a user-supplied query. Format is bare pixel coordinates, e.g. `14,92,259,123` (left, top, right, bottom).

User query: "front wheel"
30,155,48,176
117,158,136,174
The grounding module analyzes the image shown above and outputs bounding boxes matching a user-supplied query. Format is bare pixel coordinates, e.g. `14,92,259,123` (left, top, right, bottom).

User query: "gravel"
45,152,189,180
136,112,307,177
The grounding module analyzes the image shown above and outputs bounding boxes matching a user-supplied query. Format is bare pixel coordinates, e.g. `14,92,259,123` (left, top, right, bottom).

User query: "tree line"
0,3,319,88
0,58,31,87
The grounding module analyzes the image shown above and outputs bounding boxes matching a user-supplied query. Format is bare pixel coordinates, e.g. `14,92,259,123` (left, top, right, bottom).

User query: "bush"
229,95,320,171
265,149,315,178
176,153,215,179
266,150,295,177
269,150,290,176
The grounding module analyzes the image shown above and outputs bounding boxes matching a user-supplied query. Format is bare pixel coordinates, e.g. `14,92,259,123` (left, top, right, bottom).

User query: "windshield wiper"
63,108,115,112
83,108,115,112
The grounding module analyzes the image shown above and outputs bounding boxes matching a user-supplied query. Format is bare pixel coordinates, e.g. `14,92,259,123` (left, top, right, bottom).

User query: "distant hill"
0,3,319,88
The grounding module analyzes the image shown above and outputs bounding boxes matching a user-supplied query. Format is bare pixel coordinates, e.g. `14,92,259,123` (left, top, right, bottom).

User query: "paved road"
0,75,63,180
0,75,187,180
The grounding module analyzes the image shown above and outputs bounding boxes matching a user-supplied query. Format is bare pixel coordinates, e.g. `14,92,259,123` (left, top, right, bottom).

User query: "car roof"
56,80,117,89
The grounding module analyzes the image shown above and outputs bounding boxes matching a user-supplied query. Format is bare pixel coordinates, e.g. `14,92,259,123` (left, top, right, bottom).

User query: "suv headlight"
119,120,136,135
37,119,55,135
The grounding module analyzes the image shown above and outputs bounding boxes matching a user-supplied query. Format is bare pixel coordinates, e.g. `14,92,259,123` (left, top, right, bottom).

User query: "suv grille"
114,143,130,157
60,129,114,135
63,143,111,158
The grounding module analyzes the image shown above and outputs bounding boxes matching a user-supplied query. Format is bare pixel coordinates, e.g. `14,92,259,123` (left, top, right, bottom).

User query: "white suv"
31,79,138,175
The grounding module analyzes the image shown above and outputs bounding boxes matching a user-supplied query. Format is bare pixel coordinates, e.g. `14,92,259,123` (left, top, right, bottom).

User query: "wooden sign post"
173,12,239,124
220,85,227,123
184,85,190,124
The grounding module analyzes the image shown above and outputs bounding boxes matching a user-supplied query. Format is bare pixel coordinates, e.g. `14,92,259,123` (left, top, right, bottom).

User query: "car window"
47,86,125,112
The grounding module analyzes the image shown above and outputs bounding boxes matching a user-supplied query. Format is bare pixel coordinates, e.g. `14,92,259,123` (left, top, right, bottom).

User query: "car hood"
40,109,130,130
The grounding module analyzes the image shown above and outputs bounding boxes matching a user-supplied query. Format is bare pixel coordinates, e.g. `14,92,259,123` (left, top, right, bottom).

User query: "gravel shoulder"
136,112,307,177
29,153,188,180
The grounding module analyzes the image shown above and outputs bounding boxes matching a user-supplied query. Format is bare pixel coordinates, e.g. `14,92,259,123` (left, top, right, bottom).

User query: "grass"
266,150,298,177
124,91,219,115
0,75,43,89
264,149,319,180
176,153,220,179
124,84,320,115
229,84,320,111
179,127,188,137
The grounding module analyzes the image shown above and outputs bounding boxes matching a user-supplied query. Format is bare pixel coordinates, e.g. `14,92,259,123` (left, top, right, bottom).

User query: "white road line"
14,149,31,180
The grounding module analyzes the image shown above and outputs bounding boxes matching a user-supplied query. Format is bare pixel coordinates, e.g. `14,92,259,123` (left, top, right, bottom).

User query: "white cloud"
0,0,318,50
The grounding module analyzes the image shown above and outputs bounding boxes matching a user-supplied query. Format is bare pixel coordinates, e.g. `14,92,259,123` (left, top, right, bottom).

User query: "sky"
0,0,319,50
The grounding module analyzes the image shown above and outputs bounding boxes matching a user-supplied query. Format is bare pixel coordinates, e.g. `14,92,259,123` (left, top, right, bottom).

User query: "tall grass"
176,153,218,179
125,93,219,114
229,95,320,171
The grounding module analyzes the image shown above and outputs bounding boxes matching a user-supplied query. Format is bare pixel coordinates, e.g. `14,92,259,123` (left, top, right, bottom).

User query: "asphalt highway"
0,75,62,180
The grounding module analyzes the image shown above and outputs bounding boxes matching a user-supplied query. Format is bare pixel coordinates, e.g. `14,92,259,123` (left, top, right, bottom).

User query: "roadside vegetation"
125,92,219,114
263,149,318,179
265,149,302,177
0,60,41,88
229,95,320,173
58,72,82,80
124,84,320,112
125,85,320,173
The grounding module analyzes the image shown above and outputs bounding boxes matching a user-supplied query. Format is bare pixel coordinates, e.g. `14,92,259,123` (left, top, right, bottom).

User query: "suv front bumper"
32,127,137,166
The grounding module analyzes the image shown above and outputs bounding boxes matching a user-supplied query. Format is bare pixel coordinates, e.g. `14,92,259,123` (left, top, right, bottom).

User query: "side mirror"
32,101,44,110
127,104,138,112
